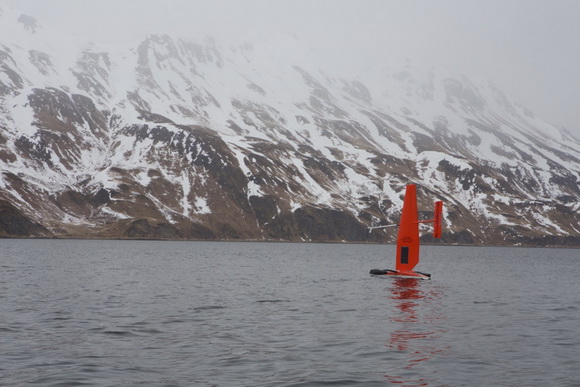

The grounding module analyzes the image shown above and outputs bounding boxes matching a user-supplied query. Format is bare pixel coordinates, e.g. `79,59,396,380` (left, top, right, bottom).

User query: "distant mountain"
1,5,579,246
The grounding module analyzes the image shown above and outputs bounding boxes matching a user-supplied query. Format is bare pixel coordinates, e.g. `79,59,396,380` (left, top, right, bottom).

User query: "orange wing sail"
395,184,420,272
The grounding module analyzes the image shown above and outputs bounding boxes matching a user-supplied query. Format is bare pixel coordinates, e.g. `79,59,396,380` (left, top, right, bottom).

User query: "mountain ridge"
1,6,579,246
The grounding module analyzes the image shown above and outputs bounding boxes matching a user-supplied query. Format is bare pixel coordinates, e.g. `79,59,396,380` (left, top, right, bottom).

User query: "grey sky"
2,0,579,134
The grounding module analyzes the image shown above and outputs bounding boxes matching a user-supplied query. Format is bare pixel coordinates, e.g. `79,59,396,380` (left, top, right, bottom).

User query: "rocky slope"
1,6,579,246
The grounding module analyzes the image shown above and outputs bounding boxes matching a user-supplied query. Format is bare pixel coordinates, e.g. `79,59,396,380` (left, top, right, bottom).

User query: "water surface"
1,240,578,386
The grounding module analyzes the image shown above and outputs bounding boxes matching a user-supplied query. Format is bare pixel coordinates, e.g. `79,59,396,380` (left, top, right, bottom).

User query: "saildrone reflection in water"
384,277,448,386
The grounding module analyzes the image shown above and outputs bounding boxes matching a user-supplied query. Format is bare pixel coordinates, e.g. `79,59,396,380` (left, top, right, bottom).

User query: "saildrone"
369,184,443,279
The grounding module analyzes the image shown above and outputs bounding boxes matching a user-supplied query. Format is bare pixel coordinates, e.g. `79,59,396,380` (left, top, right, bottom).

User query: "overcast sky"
2,0,579,134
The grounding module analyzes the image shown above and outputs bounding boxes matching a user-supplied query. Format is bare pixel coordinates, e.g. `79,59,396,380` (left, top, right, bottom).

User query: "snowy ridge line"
0,6,579,244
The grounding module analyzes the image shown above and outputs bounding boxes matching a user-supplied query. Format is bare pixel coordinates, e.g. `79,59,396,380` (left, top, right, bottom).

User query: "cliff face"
1,7,579,246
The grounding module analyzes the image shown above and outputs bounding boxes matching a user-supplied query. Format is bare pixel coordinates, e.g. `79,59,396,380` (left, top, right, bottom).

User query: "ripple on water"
1,241,579,386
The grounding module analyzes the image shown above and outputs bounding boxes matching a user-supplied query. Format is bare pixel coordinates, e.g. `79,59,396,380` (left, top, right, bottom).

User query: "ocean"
1,239,578,386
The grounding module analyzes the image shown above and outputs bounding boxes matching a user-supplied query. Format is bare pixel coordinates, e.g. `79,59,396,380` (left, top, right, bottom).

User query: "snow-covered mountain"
1,6,579,246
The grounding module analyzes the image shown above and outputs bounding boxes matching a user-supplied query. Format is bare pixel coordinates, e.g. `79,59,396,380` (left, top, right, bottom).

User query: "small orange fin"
433,201,443,238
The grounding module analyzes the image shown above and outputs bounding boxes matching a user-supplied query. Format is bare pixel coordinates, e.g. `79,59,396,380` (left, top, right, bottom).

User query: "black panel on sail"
400,246,409,264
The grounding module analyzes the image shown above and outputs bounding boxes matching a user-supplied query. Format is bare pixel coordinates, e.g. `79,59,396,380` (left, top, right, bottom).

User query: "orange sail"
395,184,420,272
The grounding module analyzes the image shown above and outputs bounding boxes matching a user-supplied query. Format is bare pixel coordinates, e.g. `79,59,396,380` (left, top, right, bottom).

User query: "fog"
3,0,579,135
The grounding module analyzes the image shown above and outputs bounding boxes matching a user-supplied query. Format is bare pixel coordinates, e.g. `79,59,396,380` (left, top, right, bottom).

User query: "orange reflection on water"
384,277,447,386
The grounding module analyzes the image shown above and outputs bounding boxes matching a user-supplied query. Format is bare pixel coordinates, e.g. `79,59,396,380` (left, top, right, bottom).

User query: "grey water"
0,240,579,386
